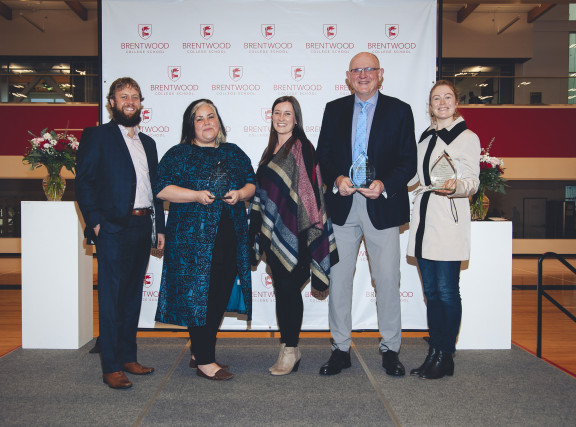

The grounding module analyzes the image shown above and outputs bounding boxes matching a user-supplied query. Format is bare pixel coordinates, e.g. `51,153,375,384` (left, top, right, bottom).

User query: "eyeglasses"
349,67,379,75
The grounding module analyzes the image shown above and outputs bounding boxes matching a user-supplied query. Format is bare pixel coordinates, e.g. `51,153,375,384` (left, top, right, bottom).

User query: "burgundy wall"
0,104,99,156
1,104,574,158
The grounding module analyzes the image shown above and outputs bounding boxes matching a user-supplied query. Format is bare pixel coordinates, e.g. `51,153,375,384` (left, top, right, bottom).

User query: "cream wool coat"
407,117,480,261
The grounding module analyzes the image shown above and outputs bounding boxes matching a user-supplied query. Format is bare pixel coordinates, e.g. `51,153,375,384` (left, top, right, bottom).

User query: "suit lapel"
341,95,355,164
367,93,387,158
107,121,137,178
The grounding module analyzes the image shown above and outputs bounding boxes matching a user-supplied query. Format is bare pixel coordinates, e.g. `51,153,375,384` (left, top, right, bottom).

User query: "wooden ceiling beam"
65,1,88,21
457,4,479,23
0,1,12,20
527,4,556,23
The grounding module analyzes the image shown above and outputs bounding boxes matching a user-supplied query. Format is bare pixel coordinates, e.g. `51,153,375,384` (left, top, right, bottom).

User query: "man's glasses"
349,67,379,75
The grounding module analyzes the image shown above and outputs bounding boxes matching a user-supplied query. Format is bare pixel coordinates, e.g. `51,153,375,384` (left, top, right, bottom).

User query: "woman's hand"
434,178,457,196
223,190,241,205
196,190,215,206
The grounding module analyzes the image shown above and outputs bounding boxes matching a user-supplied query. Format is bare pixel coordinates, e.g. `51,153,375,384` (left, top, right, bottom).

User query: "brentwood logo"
229,66,243,82
261,108,272,122
168,66,181,82
143,273,153,288
324,24,337,39
261,24,275,39
291,66,305,82
141,108,152,123
121,25,169,53
386,24,399,40
261,274,273,288
139,24,152,40
200,24,213,39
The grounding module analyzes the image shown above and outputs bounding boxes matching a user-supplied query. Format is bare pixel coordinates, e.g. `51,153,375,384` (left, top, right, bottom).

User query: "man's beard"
111,105,142,127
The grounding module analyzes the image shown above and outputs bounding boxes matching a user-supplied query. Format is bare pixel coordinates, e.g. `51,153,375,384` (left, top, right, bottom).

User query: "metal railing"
536,252,576,358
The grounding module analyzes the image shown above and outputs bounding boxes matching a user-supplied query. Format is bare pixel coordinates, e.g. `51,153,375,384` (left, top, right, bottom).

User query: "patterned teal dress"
155,142,254,327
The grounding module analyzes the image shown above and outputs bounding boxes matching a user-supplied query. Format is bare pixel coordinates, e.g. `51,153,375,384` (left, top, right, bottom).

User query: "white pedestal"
457,221,512,349
21,201,93,349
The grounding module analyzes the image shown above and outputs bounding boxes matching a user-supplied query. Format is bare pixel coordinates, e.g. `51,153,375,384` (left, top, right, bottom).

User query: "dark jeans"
96,215,152,373
188,211,237,365
417,258,462,354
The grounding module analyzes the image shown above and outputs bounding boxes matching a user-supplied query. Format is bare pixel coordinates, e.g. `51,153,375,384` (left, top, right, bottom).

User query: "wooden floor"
1,256,575,377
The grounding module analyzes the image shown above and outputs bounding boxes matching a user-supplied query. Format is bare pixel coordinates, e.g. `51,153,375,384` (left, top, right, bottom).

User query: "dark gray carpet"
0,337,574,426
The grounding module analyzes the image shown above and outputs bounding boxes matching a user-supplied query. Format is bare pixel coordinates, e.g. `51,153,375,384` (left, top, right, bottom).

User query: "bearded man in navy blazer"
317,52,416,376
76,77,165,389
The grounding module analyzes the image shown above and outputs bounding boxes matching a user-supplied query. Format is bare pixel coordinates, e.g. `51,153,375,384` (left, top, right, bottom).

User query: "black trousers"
188,211,237,365
271,262,309,348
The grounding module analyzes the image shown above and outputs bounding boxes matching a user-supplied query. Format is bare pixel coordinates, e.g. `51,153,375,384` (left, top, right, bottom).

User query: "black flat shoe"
319,349,351,375
189,358,229,370
381,350,405,377
196,368,234,381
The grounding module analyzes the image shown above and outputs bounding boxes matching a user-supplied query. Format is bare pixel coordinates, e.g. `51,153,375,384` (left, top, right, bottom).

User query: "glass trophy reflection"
208,161,232,200
428,152,457,191
349,151,375,188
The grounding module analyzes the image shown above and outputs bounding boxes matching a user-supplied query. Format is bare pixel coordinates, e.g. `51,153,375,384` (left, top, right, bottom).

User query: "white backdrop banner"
101,0,436,330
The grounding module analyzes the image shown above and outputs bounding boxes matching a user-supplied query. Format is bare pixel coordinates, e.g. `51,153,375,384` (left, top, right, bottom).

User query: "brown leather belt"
131,208,153,216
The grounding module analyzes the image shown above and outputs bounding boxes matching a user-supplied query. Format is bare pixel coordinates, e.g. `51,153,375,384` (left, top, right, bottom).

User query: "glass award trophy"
208,161,232,200
428,152,457,191
349,151,375,188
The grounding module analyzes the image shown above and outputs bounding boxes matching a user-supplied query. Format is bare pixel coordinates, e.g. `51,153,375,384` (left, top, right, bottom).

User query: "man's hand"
336,175,356,196
93,224,100,237
357,179,385,199
157,233,165,250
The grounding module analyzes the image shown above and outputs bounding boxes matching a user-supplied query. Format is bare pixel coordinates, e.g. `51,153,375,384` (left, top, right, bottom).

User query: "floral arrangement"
23,129,79,200
470,137,507,220
23,128,79,174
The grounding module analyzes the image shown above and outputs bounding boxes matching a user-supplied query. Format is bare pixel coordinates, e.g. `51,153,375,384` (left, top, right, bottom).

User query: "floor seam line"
351,341,402,427
132,339,190,427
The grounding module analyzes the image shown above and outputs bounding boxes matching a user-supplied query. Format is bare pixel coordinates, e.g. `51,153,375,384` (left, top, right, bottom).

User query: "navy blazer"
76,121,166,243
317,93,417,230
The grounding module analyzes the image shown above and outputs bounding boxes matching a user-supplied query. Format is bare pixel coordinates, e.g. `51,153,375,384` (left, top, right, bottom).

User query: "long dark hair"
259,96,310,166
179,99,227,145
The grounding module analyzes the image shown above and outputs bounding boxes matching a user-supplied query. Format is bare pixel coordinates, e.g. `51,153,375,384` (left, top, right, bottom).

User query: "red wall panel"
0,104,99,156
459,106,576,158
0,104,574,158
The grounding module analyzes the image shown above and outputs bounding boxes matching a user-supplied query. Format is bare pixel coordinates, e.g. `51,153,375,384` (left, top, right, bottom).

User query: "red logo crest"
261,108,272,122
261,24,275,40
141,108,152,124
323,24,337,40
385,24,399,40
138,24,152,40
261,274,273,288
143,273,154,288
229,66,243,82
291,66,305,82
200,24,214,39
168,66,181,82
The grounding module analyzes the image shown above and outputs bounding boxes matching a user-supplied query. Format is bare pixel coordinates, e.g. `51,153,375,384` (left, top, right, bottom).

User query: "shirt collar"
354,91,379,107
117,123,140,138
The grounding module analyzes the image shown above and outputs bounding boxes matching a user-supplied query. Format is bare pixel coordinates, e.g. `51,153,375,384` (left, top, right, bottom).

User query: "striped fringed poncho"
249,139,338,291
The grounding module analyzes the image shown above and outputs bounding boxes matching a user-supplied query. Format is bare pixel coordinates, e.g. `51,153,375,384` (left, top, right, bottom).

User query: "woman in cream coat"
407,80,480,379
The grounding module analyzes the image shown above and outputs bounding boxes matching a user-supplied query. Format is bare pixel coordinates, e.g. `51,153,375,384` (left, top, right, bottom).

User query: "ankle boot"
270,346,301,376
410,346,437,376
269,343,286,372
419,350,454,379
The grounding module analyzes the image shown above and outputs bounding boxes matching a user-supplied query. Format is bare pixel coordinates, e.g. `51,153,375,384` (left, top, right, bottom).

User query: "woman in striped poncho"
250,96,338,376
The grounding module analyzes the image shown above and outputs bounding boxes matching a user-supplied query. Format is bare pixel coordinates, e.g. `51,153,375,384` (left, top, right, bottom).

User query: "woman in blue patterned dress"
155,99,255,381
